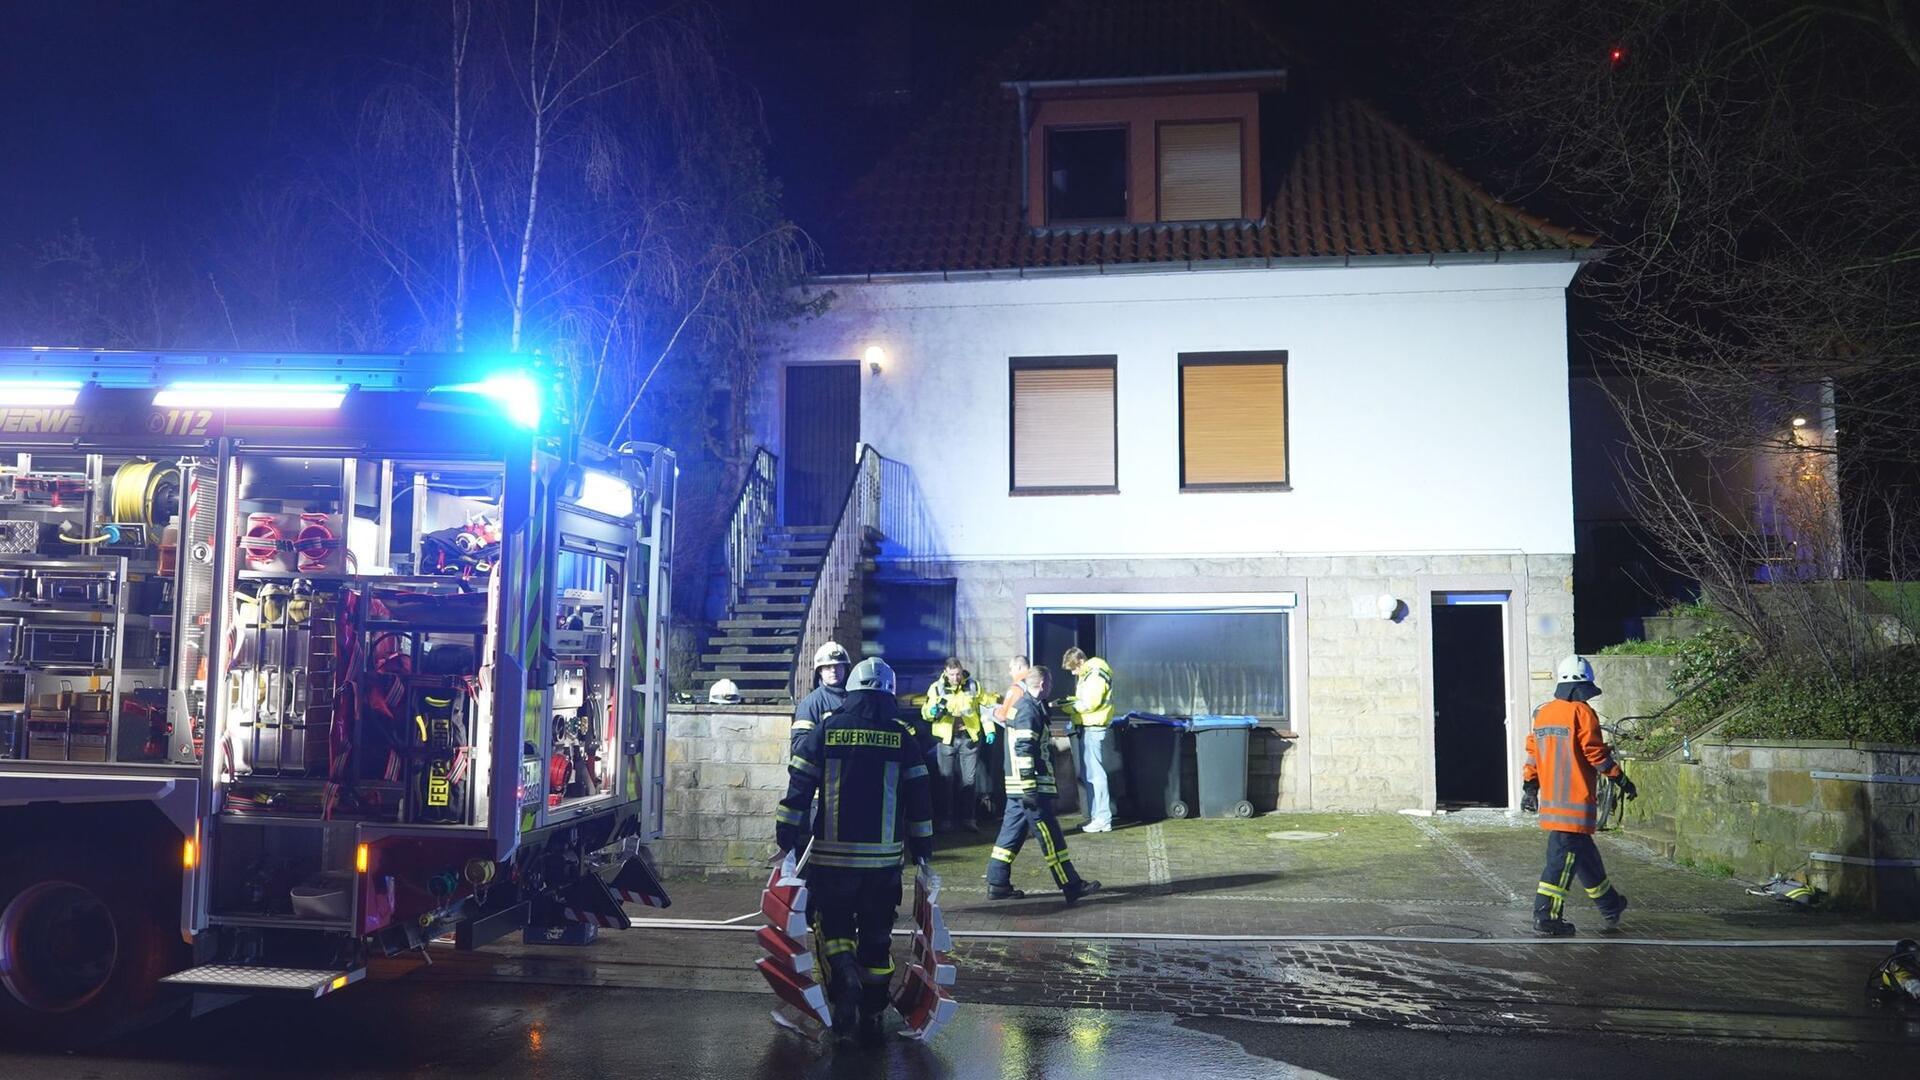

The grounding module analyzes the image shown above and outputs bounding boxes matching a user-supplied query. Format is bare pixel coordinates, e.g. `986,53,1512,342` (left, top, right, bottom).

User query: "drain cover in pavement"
1383,924,1488,939
1266,831,1335,841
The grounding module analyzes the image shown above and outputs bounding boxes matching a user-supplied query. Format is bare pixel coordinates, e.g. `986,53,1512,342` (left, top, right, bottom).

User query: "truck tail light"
356,843,370,874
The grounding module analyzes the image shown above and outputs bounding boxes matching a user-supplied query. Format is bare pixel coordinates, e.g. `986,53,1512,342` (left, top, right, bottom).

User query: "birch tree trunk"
449,0,471,350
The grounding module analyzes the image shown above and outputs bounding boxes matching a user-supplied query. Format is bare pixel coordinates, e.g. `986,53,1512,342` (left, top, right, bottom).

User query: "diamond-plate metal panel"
161,964,357,994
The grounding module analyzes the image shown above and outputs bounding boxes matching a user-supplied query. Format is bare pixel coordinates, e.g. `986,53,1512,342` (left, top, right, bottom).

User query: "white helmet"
707,678,742,704
1555,655,1595,684
813,641,851,670
847,657,895,694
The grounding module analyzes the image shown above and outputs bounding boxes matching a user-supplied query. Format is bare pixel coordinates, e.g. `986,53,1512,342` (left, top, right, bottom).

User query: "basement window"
1028,596,1295,725
1046,127,1128,224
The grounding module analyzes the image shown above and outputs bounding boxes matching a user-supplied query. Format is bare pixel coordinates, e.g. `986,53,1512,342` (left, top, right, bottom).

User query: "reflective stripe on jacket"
1067,657,1115,728
1003,693,1057,796
920,677,982,743
1522,698,1620,835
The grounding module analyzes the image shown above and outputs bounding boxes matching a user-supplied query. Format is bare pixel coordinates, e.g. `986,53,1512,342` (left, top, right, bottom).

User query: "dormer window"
1011,71,1282,230
1158,121,1242,221
1046,127,1129,224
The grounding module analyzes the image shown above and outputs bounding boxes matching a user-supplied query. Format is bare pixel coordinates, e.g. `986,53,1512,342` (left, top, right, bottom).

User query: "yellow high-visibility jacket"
1065,657,1115,728
920,676,983,743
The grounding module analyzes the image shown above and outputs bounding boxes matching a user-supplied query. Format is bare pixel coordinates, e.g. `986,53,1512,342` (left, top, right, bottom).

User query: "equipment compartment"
21,625,112,667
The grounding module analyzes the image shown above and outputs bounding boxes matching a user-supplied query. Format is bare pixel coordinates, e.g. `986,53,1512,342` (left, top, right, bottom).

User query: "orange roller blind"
1013,365,1116,489
1182,361,1286,486
1159,121,1242,221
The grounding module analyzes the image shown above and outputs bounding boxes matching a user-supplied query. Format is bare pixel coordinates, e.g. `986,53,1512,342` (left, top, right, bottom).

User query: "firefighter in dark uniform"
774,657,933,1044
791,640,851,752
985,665,1102,903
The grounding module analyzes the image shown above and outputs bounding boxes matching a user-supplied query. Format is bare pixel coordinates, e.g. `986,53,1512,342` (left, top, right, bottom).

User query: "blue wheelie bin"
1116,712,1189,821
1190,714,1259,818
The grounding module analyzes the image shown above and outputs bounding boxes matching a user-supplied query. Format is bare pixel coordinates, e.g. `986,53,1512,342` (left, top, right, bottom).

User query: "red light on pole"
1609,44,1627,69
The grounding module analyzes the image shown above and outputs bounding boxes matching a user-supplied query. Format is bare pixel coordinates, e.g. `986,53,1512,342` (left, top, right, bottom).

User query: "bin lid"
1189,714,1259,730
1118,711,1189,728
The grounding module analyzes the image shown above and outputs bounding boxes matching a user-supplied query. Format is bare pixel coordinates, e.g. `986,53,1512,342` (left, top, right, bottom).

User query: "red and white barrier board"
756,855,831,1036
893,865,957,1041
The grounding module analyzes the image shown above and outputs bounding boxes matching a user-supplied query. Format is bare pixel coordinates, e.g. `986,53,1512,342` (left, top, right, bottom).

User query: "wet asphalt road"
5,979,1916,1079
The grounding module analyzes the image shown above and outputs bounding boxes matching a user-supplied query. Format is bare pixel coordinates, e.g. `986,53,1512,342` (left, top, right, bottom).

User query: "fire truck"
0,350,675,1043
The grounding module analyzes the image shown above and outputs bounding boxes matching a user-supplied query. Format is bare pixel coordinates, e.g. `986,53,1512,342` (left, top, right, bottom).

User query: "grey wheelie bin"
1191,714,1259,818
1116,712,1189,820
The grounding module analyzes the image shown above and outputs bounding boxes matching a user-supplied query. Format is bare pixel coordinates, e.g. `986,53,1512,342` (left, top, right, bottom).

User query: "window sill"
1180,482,1291,494
1010,486,1120,497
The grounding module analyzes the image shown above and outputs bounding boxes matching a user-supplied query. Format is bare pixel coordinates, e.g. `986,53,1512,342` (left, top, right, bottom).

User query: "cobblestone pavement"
387,811,1920,1050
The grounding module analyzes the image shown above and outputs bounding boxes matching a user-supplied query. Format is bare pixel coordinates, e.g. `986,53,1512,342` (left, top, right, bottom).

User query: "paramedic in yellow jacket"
921,656,986,832
1061,647,1117,833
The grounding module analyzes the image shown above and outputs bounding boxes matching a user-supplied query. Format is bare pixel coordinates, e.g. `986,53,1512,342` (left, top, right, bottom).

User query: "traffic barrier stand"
757,849,831,1038
894,864,957,1041
608,845,673,909
555,874,631,930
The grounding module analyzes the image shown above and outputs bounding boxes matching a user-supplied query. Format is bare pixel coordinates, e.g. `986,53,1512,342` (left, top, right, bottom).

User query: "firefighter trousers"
806,866,901,1015
1534,829,1626,923
986,795,1084,892
935,733,980,829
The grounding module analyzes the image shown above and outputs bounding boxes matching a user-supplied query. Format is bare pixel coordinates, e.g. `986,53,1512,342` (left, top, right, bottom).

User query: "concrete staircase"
690,525,834,704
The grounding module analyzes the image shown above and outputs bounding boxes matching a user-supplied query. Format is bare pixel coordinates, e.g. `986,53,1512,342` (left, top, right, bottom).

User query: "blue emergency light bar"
0,349,546,430
0,380,82,406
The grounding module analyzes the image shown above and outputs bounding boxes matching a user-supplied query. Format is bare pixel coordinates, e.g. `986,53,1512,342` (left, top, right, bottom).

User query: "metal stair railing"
722,448,778,621
1613,672,1729,761
789,447,882,699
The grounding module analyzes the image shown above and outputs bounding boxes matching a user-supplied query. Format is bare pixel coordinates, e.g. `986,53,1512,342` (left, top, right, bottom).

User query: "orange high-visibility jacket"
1522,698,1621,835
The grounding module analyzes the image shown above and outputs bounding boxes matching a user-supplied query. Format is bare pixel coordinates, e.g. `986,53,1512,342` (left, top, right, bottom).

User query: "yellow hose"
108,459,179,539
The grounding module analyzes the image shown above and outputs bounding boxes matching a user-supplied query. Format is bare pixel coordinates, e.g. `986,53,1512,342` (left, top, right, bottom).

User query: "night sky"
0,1,1381,262
0,1,1039,255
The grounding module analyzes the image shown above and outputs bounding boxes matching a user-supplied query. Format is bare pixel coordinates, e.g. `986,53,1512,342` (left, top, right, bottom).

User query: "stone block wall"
908,552,1573,812
1623,739,1920,915
1588,655,1682,734
659,704,790,874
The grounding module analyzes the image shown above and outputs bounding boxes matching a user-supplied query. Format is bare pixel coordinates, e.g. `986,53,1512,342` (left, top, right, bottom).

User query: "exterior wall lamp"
864,345,888,375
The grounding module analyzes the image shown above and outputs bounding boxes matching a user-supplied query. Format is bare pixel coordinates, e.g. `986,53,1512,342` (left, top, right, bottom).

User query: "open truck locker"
0,350,675,1043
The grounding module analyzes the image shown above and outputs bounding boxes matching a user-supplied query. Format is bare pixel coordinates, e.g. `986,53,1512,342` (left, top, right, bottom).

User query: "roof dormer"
1006,70,1285,230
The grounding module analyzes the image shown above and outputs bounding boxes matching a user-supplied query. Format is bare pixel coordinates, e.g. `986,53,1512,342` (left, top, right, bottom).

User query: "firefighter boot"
1532,918,1577,937
1601,893,1630,934
1063,878,1103,904
827,956,862,1039
858,972,892,1046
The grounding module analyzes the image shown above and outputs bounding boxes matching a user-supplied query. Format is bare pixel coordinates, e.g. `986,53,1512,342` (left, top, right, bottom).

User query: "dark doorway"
868,578,957,695
783,363,860,525
1431,599,1508,807
1029,612,1095,690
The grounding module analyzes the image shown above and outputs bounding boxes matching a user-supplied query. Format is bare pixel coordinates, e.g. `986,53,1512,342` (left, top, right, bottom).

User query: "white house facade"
695,0,1600,814
756,258,1586,812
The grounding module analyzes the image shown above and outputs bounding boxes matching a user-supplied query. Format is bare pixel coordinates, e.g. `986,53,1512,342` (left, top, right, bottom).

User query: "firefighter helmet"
813,641,852,670
707,678,742,704
848,657,896,695
1555,655,1595,684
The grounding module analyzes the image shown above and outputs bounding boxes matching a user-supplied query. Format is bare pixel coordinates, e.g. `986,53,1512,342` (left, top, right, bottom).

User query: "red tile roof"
820,0,1591,276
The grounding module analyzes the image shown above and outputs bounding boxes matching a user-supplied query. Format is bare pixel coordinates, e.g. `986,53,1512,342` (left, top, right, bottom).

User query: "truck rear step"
161,964,365,997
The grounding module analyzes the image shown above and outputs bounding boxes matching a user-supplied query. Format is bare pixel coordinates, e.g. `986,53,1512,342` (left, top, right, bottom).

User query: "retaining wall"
1621,739,1920,915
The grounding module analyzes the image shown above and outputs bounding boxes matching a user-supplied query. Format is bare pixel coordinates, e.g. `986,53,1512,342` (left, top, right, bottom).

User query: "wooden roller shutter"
1011,361,1117,491
1158,121,1243,222
1181,357,1287,487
